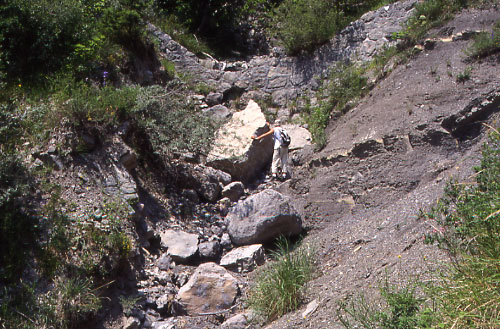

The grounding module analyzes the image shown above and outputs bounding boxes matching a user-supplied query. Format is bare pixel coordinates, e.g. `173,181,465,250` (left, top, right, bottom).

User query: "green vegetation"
300,0,490,148
338,278,435,329
269,0,397,55
420,129,500,328
466,19,500,60
304,62,369,147
248,237,315,321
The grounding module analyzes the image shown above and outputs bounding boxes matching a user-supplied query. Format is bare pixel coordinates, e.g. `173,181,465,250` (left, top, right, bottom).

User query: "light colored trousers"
271,146,288,174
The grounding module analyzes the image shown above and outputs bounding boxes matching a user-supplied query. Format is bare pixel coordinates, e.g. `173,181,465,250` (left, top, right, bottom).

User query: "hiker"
251,119,290,180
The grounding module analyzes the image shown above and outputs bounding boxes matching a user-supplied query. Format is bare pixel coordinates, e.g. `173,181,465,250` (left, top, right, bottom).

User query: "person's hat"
274,119,282,126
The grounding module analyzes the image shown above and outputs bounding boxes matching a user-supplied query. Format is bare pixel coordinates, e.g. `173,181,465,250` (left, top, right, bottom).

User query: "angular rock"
122,316,140,329
220,311,256,329
157,253,173,271
206,92,224,106
221,182,245,202
120,150,138,171
160,230,198,263
226,189,302,245
220,244,265,273
151,318,176,329
203,104,231,119
175,164,232,202
198,241,221,260
282,124,313,151
206,100,274,182
174,263,239,315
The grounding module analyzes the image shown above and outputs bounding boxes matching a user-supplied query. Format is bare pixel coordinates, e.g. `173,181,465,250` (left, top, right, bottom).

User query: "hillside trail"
262,7,500,329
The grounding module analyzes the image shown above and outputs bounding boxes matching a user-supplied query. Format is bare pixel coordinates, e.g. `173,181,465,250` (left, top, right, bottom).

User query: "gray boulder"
226,189,302,245
206,92,224,106
174,263,239,315
220,244,265,273
198,241,221,260
221,182,245,202
220,311,257,329
174,163,232,202
160,230,198,263
203,104,231,119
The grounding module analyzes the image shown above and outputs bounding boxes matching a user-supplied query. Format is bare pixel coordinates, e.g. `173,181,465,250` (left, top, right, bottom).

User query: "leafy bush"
131,84,219,156
154,0,275,58
0,0,89,83
0,276,101,329
269,0,341,55
248,237,315,320
55,81,139,128
269,0,396,55
0,153,37,283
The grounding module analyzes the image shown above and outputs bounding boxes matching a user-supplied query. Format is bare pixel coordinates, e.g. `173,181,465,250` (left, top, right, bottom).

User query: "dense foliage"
269,0,397,55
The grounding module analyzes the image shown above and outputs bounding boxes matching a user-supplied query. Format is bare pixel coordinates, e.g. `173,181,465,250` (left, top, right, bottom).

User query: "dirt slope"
267,7,500,329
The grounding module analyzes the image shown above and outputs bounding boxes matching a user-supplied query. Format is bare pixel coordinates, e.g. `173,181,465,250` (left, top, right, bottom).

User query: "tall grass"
248,237,315,320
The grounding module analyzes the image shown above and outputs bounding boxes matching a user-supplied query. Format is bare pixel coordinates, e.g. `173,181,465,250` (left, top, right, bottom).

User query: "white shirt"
273,127,283,149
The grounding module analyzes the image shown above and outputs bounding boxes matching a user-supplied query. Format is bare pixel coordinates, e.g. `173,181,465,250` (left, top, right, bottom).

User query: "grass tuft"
248,237,315,321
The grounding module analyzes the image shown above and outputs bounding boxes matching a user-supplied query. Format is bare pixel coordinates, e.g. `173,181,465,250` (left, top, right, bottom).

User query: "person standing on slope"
251,119,290,180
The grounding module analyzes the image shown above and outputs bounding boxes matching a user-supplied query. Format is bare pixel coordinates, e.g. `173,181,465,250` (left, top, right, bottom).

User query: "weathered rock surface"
220,311,257,329
226,189,302,245
283,124,313,151
173,163,232,202
220,244,265,272
198,241,221,260
221,181,246,202
149,0,418,106
160,230,199,262
207,100,274,182
174,263,239,315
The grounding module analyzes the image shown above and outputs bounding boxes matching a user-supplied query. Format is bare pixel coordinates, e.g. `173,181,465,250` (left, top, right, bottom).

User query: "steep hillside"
267,6,500,329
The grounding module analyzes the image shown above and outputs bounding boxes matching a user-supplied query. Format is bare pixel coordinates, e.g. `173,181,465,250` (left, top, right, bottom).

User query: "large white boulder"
207,100,274,182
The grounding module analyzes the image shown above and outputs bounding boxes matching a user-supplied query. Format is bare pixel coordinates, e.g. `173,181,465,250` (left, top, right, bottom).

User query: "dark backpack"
280,128,291,147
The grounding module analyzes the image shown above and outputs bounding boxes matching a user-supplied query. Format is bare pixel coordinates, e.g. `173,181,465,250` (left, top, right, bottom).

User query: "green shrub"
304,62,368,148
248,237,315,320
55,82,139,128
0,276,101,329
466,20,500,60
131,84,219,155
0,0,89,83
0,153,37,283
269,0,341,55
337,279,436,329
